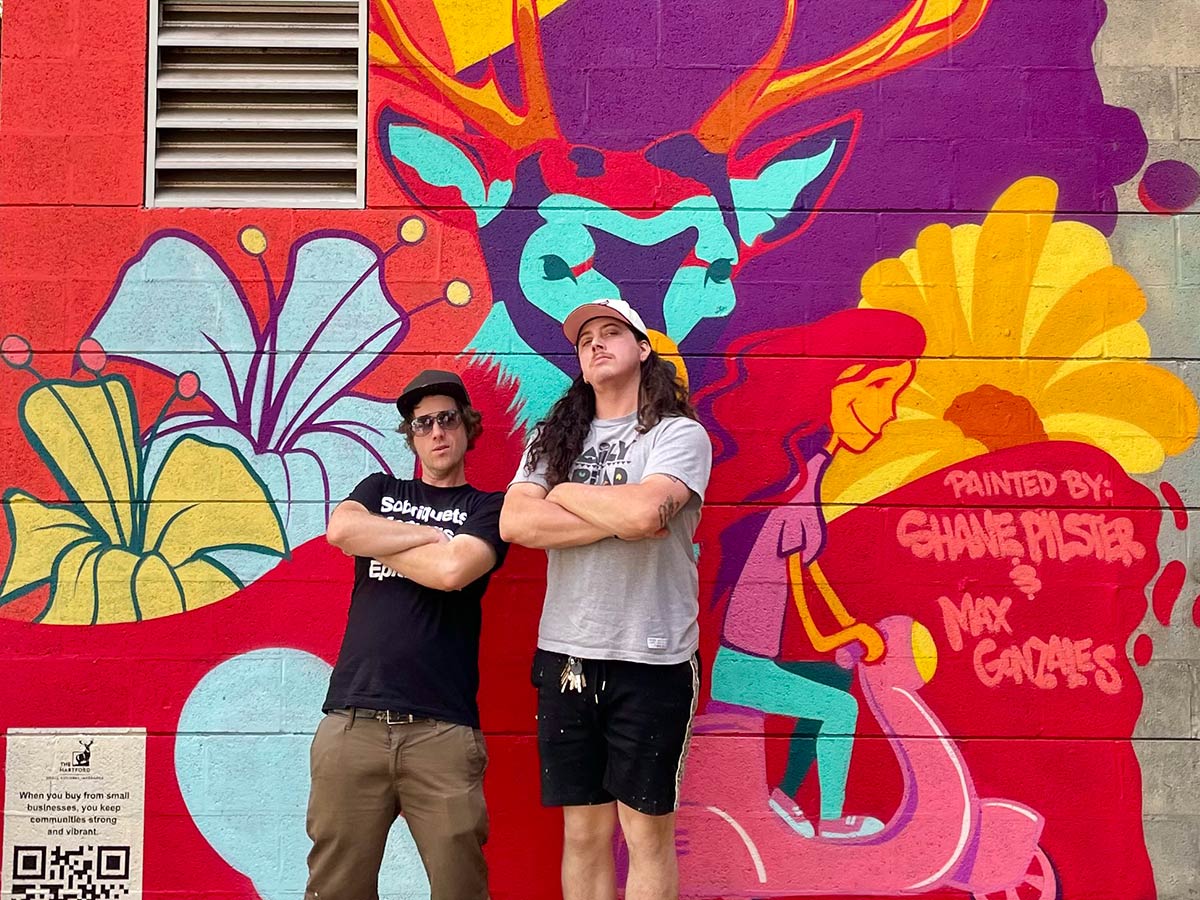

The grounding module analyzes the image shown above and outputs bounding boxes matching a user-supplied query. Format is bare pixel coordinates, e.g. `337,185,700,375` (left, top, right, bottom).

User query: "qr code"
11,845,130,899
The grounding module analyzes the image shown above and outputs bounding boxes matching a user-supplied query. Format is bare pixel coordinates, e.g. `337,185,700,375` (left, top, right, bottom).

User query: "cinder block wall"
1,1,1198,898
1097,4,1200,896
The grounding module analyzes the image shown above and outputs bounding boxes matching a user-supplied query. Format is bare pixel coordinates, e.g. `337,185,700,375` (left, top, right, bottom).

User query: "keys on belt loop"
560,656,586,693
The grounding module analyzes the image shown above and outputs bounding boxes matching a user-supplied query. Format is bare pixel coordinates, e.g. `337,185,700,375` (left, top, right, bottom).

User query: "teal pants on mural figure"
710,645,857,820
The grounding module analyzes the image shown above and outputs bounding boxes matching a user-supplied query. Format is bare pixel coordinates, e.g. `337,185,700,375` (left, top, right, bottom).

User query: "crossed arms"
499,475,692,549
326,501,497,592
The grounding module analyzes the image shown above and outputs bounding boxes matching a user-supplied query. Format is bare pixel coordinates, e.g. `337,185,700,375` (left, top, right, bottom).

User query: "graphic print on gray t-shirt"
512,412,713,664
571,434,637,485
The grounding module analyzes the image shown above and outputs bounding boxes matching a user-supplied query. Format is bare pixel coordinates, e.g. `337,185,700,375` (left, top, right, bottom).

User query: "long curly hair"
524,351,696,487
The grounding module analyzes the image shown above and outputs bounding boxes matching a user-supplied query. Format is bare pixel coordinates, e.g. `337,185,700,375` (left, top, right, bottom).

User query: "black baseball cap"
396,369,471,418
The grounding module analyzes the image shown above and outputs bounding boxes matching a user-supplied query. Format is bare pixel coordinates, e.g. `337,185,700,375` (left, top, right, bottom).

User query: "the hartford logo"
59,739,94,773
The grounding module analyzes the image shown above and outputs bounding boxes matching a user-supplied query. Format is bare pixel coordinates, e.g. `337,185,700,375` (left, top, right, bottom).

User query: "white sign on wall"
3,728,146,899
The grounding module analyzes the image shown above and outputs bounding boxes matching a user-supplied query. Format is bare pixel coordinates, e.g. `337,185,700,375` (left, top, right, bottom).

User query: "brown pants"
305,709,489,900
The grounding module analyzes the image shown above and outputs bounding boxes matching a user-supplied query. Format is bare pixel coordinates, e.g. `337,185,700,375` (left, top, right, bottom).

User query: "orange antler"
370,0,562,150
695,0,993,153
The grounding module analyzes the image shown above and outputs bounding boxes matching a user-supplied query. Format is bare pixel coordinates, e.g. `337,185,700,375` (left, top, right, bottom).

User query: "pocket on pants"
309,713,346,777
531,648,564,691
461,725,489,778
444,732,490,845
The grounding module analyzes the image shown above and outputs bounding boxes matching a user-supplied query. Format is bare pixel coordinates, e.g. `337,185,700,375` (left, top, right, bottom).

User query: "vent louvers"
147,0,365,208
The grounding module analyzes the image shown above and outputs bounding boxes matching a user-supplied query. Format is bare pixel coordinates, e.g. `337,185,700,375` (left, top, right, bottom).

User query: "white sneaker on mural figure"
817,814,886,840
767,787,816,838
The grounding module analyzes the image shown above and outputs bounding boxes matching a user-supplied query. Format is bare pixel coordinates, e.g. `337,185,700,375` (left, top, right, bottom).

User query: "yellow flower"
1,375,287,624
823,177,1199,512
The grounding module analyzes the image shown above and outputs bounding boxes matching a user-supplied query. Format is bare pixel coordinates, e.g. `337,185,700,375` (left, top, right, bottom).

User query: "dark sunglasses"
409,408,463,435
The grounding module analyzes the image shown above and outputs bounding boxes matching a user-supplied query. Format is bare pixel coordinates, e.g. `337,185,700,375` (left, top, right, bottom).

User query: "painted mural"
682,175,1196,898
0,334,286,623
2,0,1199,897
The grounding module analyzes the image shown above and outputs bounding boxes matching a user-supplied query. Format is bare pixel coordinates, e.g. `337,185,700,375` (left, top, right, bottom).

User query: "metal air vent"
146,0,365,207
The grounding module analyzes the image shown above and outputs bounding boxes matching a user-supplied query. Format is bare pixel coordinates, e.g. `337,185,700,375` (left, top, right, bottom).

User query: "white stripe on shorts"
672,652,701,810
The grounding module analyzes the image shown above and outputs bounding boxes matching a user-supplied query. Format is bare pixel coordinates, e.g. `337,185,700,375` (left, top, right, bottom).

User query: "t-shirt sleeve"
508,431,552,492
457,491,509,570
642,417,713,500
345,472,387,509
776,505,818,560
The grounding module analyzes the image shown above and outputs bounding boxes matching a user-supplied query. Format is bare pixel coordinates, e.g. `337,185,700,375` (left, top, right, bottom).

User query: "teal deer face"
370,0,992,417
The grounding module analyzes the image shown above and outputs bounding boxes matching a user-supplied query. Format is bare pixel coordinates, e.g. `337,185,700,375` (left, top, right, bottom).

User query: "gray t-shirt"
511,412,713,664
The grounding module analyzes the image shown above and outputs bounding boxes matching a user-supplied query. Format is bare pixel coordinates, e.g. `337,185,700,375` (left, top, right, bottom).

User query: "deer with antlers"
371,0,992,425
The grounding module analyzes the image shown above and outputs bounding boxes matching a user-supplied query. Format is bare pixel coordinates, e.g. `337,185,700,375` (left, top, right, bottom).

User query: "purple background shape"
478,0,1148,349
1140,160,1200,212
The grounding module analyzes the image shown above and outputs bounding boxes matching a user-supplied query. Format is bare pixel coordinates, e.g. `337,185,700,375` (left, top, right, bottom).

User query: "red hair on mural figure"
696,308,926,506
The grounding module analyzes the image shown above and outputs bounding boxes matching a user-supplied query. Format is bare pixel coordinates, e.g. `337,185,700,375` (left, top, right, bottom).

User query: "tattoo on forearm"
658,495,680,530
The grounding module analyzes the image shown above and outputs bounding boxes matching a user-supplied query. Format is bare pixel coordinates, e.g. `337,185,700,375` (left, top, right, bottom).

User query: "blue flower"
88,222,471,583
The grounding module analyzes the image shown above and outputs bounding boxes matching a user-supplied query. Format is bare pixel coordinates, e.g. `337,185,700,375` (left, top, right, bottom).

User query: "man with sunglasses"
306,369,508,900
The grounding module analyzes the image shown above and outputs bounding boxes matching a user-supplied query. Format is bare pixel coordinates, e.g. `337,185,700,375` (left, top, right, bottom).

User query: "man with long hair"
307,370,508,900
500,299,712,900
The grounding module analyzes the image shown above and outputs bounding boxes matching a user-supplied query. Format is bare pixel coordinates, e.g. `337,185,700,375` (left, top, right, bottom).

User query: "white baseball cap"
562,298,649,345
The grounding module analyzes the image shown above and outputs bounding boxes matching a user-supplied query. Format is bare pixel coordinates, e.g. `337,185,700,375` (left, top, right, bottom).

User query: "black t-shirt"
323,473,508,728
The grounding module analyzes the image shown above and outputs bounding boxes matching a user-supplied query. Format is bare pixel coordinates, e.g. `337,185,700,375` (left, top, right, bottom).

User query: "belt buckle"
381,711,414,725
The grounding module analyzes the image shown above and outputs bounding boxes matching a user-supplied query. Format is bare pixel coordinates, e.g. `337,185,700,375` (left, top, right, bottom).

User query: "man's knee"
618,807,676,862
421,835,489,900
563,805,617,857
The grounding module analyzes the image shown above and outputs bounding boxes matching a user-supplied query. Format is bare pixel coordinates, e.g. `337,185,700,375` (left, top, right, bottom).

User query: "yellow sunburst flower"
823,176,1199,512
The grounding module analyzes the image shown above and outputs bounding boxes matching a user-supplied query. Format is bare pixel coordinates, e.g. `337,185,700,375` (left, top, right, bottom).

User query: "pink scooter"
671,616,1058,899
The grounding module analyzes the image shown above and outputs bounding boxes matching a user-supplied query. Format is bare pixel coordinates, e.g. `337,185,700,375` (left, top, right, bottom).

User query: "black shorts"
531,648,700,817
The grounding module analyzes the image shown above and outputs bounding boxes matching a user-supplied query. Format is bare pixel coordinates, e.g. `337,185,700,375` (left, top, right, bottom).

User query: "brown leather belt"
345,707,423,725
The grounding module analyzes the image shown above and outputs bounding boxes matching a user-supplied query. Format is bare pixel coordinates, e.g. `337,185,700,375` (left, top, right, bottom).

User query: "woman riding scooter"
696,309,924,840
